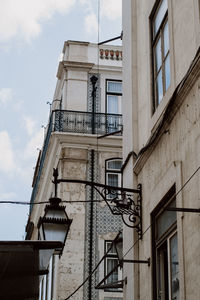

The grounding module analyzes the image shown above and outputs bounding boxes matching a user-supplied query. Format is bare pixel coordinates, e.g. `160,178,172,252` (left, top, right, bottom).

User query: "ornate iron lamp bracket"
52,168,143,238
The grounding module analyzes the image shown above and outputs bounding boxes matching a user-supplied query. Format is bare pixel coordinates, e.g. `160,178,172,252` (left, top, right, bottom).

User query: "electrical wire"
123,163,200,258
61,163,200,299
0,199,105,205
3,158,200,207
64,232,121,300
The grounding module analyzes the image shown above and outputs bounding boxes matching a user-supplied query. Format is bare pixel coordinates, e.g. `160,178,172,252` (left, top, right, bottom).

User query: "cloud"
79,0,91,6
0,131,15,173
0,192,16,201
23,116,36,136
82,0,121,36
24,129,43,159
101,0,121,20
13,100,24,112
0,88,12,104
84,12,98,35
79,0,92,11
0,0,76,42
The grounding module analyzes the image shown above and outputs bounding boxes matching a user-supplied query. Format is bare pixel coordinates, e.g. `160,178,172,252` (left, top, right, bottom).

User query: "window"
105,159,122,199
105,241,122,292
151,0,170,110
106,80,122,114
39,255,57,300
152,187,180,300
106,80,122,133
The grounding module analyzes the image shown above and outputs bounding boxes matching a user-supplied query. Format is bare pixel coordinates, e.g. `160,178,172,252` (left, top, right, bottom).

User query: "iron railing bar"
52,109,122,118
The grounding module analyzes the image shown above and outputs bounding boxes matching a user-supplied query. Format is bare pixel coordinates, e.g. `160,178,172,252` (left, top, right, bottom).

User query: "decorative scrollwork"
100,184,142,238
53,169,143,239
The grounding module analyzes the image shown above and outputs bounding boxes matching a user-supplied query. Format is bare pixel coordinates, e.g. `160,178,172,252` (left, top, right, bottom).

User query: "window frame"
39,255,56,300
150,0,170,112
104,240,123,293
152,185,180,300
105,158,123,199
105,79,122,115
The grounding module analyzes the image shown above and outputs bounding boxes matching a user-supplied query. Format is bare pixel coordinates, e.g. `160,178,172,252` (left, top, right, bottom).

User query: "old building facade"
26,41,123,300
122,0,200,300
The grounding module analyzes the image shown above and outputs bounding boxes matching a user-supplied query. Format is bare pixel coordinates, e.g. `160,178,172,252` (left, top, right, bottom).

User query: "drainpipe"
88,75,98,299
88,149,95,300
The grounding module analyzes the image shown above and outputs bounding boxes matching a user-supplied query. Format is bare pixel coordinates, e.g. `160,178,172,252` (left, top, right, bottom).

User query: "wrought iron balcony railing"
30,110,123,211
53,109,123,135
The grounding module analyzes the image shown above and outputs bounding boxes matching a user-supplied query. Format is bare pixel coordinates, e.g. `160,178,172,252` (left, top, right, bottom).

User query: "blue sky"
0,0,122,240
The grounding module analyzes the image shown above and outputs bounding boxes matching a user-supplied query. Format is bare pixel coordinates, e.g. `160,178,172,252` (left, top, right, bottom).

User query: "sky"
0,0,122,240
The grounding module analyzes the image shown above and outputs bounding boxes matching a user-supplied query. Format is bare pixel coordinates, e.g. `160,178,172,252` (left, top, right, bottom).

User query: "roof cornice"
57,61,94,78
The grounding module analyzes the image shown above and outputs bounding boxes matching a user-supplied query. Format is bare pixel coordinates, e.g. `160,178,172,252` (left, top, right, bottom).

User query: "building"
122,0,200,299
26,41,124,300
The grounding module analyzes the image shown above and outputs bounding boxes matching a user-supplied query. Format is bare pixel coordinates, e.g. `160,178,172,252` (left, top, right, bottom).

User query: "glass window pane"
47,257,53,300
170,233,180,300
118,95,122,114
165,54,170,91
156,199,176,239
107,95,118,114
107,258,118,283
155,38,162,71
108,173,118,187
107,81,122,93
157,241,168,299
107,173,119,198
106,242,117,254
154,0,168,36
107,160,122,170
164,21,169,56
156,71,163,104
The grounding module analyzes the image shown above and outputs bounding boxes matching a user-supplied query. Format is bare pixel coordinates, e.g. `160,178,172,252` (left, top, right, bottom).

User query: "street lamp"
38,196,72,254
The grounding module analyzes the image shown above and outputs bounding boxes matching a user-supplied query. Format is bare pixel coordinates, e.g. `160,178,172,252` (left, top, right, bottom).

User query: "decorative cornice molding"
63,40,90,53
57,61,94,79
52,132,122,151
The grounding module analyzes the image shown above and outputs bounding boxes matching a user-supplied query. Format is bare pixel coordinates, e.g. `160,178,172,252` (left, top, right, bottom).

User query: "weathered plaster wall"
28,40,123,299
135,76,200,300
56,147,87,300
125,0,200,151
122,0,200,299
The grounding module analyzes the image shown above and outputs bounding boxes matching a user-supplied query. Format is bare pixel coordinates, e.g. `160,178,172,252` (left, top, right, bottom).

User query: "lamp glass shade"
45,208,67,219
38,197,72,250
42,222,70,244
114,234,123,261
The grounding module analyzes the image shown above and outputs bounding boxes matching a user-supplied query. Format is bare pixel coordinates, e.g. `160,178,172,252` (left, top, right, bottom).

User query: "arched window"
105,158,122,198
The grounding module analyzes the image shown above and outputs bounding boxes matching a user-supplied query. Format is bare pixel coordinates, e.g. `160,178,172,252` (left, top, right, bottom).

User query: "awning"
0,240,63,299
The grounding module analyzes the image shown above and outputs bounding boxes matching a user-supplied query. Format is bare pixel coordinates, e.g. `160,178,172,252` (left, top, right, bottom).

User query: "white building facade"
26,41,124,300
122,1,200,300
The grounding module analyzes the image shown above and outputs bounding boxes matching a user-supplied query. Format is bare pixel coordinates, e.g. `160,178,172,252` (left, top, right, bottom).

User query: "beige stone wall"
123,0,200,153
56,147,88,300
38,141,122,299
135,76,200,300
28,40,123,299
122,0,200,299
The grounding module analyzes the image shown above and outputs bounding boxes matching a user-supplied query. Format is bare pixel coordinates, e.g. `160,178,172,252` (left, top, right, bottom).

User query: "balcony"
30,110,123,210
53,109,123,135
